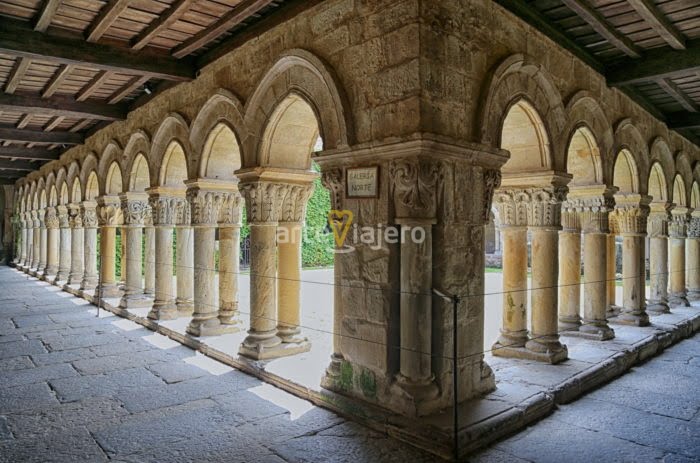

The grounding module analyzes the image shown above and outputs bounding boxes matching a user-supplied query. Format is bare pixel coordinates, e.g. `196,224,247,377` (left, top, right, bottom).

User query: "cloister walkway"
0,266,434,463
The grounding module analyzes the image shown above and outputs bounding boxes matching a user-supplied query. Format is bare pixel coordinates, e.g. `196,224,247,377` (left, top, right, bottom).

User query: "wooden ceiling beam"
607,38,700,86
5,57,32,94
108,75,149,104
561,0,641,58
76,70,114,102
34,0,62,33
0,93,126,121
656,78,698,113
42,64,74,98
0,17,195,82
627,0,685,50
667,112,700,130
0,126,83,144
0,146,61,161
132,0,195,51
44,116,65,131
172,0,276,58
86,0,131,43
16,114,32,130
0,160,40,171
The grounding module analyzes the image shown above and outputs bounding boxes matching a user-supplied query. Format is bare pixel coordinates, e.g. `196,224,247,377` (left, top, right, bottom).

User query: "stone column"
143,218,155,296
44,207,59,277
218,192,243,326
277,184,314,345
146,190,183,320
119,193,150,309
610,194,650,326
97,197,123,299
574,190,616,340
18,215,27,268
492,190,528,352
38,210,47,274
687,214,700,301
31,211,40,270
525,187,568,363
80,202,99,291
67,204,84,286
558,204,581,332
606,230,618,317
185,182,239,336
175,201,194,316
668,208,690,307
238,181,287,359
646,203,671,313
55,206,71,282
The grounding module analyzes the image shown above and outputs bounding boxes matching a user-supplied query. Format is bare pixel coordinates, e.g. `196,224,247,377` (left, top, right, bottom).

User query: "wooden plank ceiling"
497,0,700,149
0,0,294,181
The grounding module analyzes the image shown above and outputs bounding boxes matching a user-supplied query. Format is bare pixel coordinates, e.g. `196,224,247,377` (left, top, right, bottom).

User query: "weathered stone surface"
0,339,47,359
50,367,164,403
0,382,60,413
0,362,78,388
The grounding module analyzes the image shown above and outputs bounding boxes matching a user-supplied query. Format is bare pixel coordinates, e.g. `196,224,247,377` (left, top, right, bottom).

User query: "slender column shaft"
120,225,149,308
218,225,240,325
56,220,71,281
81,227,98,290
581,232,615,338
148,226,177,319
39,225,47,272
119,228,126,283
68,225,84,285
187,226,219,335
240,223,281,355
277,223,303,342
558,230,581,331
669,236,688,306
648,236,669,312
144,226,155,295
688,237,700,300
176,227,194,316
495,227,528,347
32,225,40,269
99,226,119,297
18,223,26,266
617,234,649,325
606,233,617,312
46,227,59,275
526,228,566,357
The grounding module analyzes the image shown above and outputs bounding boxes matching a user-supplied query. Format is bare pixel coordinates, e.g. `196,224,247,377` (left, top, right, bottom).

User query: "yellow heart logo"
328,210,353,248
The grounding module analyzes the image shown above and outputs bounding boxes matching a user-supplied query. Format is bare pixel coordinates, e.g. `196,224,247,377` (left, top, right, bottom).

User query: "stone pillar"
119,193,150,308
55,206,71,282
38,210,47,274
277,184,314,345
557,205,581,332
146,190,183,320
175,204,194,316
218,192,243,326
668,208,690,307
606,230,618,317
18,215,27,268
647,203,671,313
576,190,616,340
143,218,155,296
525,188,567,363
687,214,700,301
67,204,84,286
31,211,40,270
239,178,311,360
97,197,123,299
80,202,99,291
610,194,650,326
44,207,59,277
185,182,239,336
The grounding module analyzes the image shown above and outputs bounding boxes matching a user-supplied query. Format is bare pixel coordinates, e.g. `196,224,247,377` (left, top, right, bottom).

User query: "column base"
67,274,84,286
55,271,70,283
219,304,241,326
606,305,622,318
120,295,152,309
277,325,306,344
239,329,309,360
320,353,345,389
668,293,690,307
646,300,671,314
494,330,528,349
176,300,194,317
567,321,615,341
687,289,700,302
558,315,581,334
80,276,98,291
99,284,122,299
388,374,440,417
492,342,568,364
610,310,650,327
147,302,179,321
186,317,238,337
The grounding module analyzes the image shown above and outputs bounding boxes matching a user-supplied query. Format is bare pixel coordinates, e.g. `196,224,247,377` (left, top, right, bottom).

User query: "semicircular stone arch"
122,131,151,191
673,174,687,207
159,141,188,189
613,149,640,194
648,162,668,203
611,120,649,192
129,153,151,192
105,162,124,195
150,114,192,187
97,141,125,196
649,137,675,200
566,124,604,186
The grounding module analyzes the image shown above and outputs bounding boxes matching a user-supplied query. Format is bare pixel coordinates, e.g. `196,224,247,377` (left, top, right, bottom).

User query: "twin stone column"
647,203,672,313
688,214,700,301
67,204,84,287
119,193,151,309
43,207,60,278
669,208,690,307
492,177,568,364
97,197,123,299
55,206,71,282
80,202,99,291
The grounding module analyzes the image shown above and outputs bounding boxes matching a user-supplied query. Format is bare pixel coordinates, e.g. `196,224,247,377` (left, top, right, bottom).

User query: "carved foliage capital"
68,205,83,228
563,195,613,234
321,168,343,211
688,217,700,239
494,186,565,228
45,208,59,229
97,202,123,227
647,210,670,238
280,183,314,223
610,204,649,235
149,196,188,227
240,182,290,223
669,212,689,238
121,199,150,226
389,158,444,219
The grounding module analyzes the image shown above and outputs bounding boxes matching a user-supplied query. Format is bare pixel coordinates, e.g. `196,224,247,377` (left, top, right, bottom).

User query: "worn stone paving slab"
0,382,60,413
0,339,47,359
0,362,78,387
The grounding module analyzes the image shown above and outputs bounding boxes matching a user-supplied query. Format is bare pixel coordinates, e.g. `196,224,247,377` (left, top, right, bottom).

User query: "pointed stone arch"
190,90,247,177
244,49,353,168
477,54,567,171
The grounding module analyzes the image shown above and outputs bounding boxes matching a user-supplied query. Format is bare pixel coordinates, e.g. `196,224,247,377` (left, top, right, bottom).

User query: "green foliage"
302,163,333,268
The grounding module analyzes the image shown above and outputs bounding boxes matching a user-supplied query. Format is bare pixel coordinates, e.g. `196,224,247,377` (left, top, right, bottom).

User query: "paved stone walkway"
2,266,699,462
473,334,700,463
0,267,434,463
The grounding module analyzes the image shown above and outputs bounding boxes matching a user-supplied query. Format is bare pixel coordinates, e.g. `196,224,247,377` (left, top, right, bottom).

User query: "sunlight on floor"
248,383,314,421
141,332,180,349
111,318,143,331
183,352,233,376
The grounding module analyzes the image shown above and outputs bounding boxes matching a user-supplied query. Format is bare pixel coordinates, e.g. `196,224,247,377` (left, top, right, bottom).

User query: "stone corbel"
610,194,651,236
389,157,444,221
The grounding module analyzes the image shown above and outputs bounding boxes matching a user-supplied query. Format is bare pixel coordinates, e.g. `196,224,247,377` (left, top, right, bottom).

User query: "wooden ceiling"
498,0,700,149
0,0,306,182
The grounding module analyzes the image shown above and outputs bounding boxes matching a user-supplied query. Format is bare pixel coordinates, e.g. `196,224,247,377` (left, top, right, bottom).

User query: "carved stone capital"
280,183,314,223
495,186,565,228
120,194,150,227
56,205,70,229
45,207,59,229
610,194,651,235
688,216,700,239
647,203,672,238
321,168,343,211
669,207,689,239
68,204,83,228
148,195,187,227
562,187,615,234
97,197,123,227
240,182,290,223
389,158,444,220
